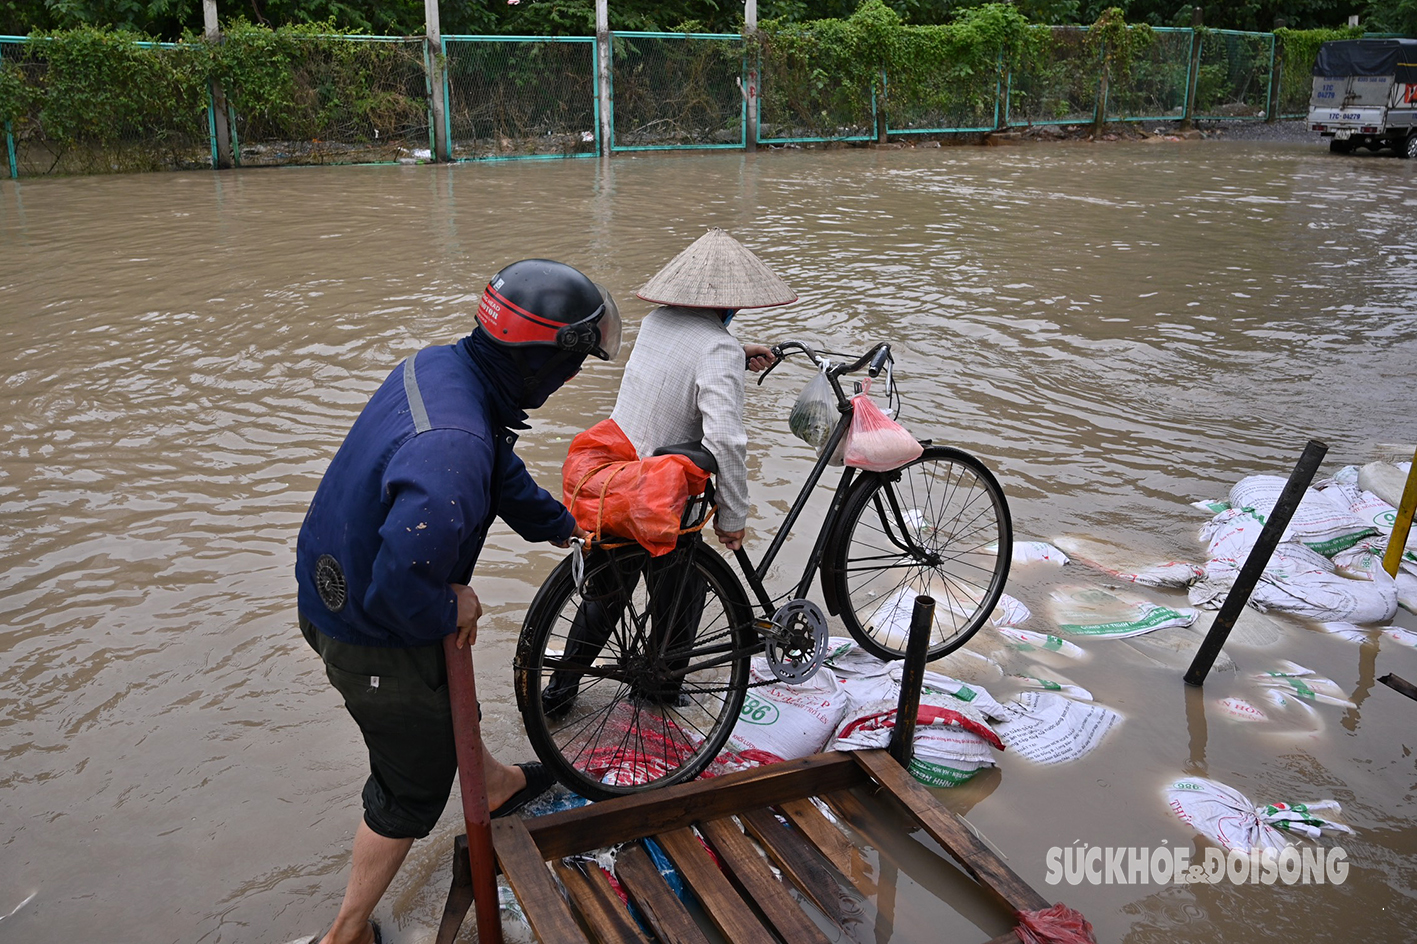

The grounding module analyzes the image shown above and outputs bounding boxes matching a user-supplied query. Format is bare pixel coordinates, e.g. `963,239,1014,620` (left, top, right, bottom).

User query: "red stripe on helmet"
476,284,561,345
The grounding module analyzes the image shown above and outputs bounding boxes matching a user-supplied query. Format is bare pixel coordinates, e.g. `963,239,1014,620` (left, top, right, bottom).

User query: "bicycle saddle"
652,441,718,475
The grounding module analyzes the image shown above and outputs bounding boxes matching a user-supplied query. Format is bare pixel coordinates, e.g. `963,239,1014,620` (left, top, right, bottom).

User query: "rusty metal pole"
889,595,935,768
442,635,504,944
1184,440,1328,686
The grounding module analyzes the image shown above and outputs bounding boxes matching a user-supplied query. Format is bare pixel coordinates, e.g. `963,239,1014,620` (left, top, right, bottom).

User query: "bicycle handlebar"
758,339,892,386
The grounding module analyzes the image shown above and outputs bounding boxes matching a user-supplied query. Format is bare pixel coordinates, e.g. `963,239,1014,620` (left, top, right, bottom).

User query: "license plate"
1334,130,1352,140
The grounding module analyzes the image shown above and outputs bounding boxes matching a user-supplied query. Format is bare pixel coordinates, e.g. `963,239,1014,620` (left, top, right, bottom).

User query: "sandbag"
1189,541,1398,624
563,418,710,556
1228,474,1376,556
724,658,849,762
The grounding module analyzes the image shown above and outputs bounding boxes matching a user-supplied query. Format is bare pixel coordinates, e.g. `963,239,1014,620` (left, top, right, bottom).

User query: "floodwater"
1,140,1414,944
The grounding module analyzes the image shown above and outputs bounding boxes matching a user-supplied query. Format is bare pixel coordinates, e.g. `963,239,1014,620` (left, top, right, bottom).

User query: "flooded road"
1,140,1414,943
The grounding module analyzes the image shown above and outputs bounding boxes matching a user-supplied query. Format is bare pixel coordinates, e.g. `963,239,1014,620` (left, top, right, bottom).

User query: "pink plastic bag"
843,387,922,472
1014,903,1097,944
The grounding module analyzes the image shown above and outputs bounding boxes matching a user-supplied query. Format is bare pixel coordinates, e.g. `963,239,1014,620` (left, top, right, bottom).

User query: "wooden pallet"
436,749,1053,944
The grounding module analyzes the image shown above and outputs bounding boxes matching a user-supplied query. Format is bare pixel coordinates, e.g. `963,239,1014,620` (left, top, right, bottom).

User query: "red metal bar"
443,635,505,944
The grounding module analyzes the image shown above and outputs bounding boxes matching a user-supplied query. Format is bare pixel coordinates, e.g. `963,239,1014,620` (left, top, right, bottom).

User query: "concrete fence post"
744,0,758,152
204,0,234,169
425,0,450,161
596,0,612,156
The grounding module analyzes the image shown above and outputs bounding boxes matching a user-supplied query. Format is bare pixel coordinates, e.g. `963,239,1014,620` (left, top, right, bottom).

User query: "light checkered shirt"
611,306,750,531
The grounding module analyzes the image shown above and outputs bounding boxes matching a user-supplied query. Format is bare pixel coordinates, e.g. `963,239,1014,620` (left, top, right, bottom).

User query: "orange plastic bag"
843,384,923,472
562,419,711,556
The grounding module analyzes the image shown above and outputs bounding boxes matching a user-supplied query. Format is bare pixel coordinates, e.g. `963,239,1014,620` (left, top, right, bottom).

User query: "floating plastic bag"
562,418,710,556
842,384,922,472
788,368,836,449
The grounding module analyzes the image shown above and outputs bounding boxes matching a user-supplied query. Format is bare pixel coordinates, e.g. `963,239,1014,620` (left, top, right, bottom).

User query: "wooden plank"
698,817,833,944
524,752,868,860
552,860,652,944
615,842,714,944
777,798,854,863
491,818,587,944
852,750,1050,913
739,807,877,944
654,827,777,944
777,797,878,899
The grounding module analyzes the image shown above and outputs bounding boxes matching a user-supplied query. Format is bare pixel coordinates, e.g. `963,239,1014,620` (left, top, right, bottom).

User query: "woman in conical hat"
540,230,794,718
618,228,795,549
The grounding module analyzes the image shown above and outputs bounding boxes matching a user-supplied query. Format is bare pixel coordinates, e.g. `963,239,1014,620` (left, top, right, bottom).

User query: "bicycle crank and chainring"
763,598,829,683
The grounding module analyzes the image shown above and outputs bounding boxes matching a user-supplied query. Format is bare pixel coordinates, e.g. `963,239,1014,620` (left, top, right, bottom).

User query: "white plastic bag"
788,368,836,448
842,383,922,472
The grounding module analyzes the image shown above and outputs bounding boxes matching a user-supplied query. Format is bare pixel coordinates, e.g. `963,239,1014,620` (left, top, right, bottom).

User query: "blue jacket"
295,341,576,647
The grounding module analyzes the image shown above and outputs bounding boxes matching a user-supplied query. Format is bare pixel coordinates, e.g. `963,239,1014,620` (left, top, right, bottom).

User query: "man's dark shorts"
301,614,456,840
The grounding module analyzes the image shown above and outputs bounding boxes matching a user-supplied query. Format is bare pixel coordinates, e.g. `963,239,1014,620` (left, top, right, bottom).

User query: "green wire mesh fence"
1006,27,1100,126
1104,27,1194,121
1274,35,1322,119
0,35,210,176
1,25,1325,178
885,33,1001,134
610,32,744,150
757,29,876,143
1193,30,1274,119
443,37,596,161
222,35,429,167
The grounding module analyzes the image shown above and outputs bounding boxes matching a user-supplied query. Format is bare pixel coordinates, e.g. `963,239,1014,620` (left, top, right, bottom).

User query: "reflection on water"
1,142,1414,943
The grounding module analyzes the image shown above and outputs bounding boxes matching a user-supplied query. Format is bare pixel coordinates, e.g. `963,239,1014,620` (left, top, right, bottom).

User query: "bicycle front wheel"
827,445,1011,661
514,543,754,800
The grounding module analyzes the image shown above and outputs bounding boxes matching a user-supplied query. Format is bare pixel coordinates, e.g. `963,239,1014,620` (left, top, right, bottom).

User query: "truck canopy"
1312,38,1417,82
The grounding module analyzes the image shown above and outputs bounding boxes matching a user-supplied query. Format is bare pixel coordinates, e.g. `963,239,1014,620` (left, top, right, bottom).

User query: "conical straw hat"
637,228,797,309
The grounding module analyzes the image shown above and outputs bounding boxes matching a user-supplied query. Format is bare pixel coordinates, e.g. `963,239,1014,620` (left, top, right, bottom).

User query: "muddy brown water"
1,141,1414,944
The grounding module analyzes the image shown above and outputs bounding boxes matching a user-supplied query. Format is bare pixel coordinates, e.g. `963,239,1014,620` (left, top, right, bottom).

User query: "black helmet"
475,259,621,361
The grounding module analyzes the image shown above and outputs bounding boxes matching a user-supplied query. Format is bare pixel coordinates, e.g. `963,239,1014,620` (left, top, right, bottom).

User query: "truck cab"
1308,38,1417,157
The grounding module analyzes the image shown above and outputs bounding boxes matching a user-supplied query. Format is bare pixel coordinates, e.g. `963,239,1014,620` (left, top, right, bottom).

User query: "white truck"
1308,38,1417,157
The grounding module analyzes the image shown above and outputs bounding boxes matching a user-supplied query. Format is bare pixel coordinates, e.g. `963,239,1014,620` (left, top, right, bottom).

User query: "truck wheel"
1405,134,1417,160
1329,139,1353,154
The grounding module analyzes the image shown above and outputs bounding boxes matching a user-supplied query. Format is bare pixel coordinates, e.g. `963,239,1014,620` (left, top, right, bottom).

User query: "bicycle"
513,340,1012,800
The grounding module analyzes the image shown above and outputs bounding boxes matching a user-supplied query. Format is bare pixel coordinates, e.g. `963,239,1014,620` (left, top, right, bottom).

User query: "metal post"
204,0,234,169
888,595,935,768
1267,18,1285,123
442,635,504,944
1181,6,1202,130
877,70,888,143
425,0,450,161
596,0,613,156
1382,447,1417,578
1184,440,1328,686
744,0,758,152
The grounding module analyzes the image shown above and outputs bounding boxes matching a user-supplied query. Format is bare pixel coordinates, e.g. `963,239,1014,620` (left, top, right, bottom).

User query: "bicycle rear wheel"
827,445,1011,660
514,542,754,800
